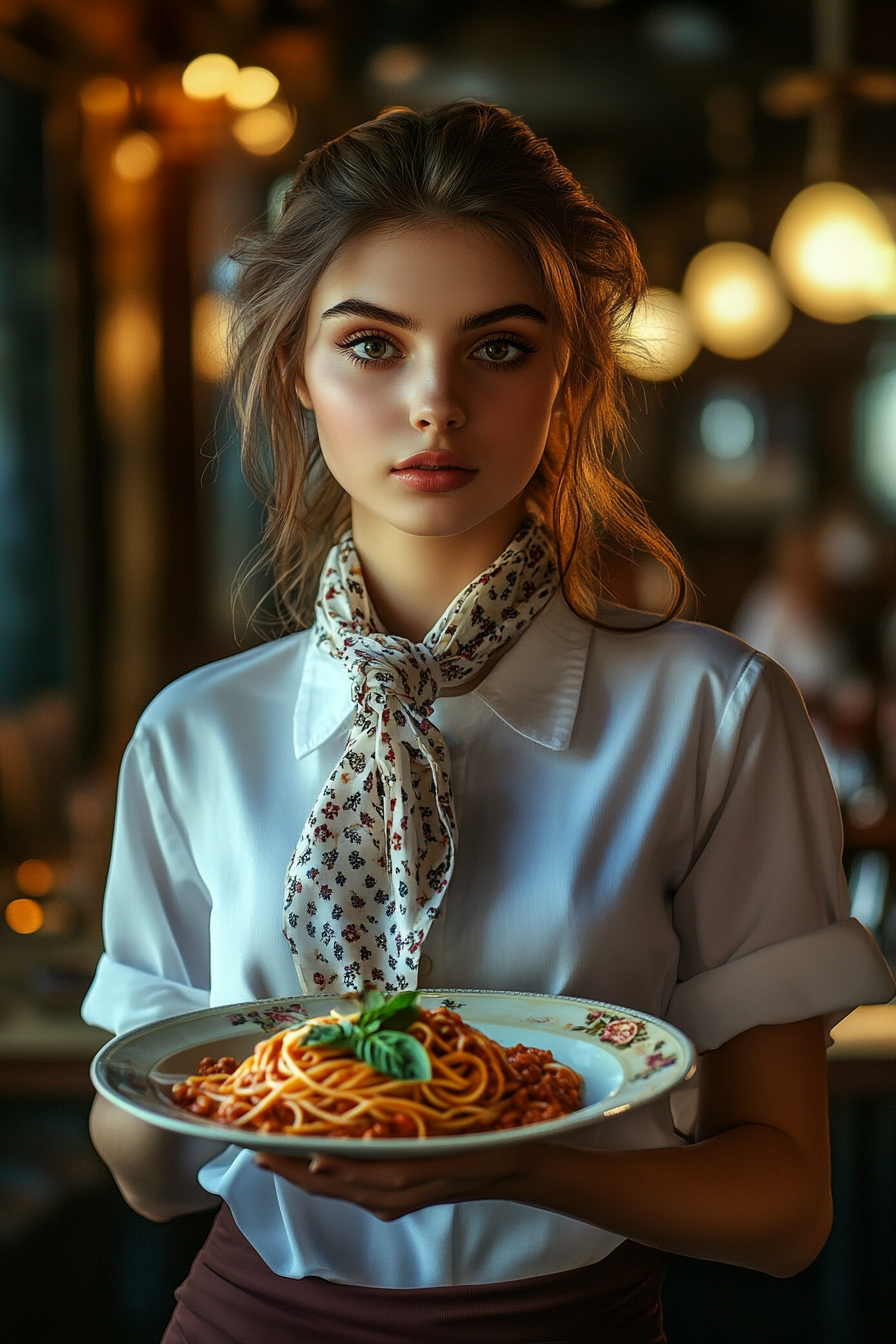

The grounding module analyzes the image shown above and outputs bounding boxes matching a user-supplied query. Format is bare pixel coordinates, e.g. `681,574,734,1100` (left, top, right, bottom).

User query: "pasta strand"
171,1007,583,1139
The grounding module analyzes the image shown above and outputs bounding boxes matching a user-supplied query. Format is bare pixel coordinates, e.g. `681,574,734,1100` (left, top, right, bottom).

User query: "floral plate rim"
91,989,696,1158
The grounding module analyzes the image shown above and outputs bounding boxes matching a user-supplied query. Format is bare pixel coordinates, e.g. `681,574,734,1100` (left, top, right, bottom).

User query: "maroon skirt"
162,1203,667,1344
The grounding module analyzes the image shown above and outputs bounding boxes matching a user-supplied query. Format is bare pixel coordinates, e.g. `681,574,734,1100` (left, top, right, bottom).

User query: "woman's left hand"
253,1020,835,1276
255,1142,546,1220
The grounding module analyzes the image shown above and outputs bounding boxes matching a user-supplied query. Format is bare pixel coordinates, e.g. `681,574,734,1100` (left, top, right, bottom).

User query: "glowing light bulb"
772,182,896,323
225,66,280,111
682,242,791,359
97,299,161,405
112,132,162,182
5,898,45,935
80,76,130,118
16,859,54,897
182,53,239,101
616,288,700,381
869,246,896,315
231,102,296,155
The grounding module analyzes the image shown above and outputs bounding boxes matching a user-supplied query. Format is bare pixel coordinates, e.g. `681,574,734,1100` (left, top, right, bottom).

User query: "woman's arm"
256,1016,832,1277
90,1094,227,1222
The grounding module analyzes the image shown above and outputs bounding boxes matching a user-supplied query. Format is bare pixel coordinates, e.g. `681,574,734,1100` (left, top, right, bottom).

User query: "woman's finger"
255,1150,439,1217
255,1143,542,1211
257,1150,441,1194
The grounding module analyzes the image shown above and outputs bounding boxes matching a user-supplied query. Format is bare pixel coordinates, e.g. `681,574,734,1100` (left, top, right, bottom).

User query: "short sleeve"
666,654,895,1052
81,727,212,1035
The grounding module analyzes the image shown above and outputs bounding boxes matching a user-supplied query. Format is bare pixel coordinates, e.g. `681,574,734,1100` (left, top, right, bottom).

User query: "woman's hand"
90,1094,226,1222
256,1141,544,1221
255,1017,833,1276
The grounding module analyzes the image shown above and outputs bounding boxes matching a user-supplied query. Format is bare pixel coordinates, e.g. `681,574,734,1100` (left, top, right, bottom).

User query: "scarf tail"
285,520,558,995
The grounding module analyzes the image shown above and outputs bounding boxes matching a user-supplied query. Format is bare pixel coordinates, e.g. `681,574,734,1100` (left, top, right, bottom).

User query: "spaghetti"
171,1006,583,1138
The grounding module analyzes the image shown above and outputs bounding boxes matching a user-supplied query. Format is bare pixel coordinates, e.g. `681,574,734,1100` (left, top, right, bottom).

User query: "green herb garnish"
303,990,431,1082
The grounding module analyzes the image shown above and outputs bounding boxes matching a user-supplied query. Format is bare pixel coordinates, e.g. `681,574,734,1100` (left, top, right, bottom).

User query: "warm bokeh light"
192,291,233,382
224,66,280,111
231,102,296,155
682,242,791,359
772,182,896,323
5,898,45,935
868,252,896,315
112,132,162,182
873,190,896,232
369,44,428,86
182,53,239,101
98,299,161,404
616,287,700,380
80,75,130,119
16,858,54,897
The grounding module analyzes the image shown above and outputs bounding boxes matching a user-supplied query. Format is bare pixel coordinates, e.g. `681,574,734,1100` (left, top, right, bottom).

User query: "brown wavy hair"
230,100,686,632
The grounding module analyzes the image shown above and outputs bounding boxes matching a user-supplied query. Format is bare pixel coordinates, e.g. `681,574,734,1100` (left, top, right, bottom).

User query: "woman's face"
297,221,564,541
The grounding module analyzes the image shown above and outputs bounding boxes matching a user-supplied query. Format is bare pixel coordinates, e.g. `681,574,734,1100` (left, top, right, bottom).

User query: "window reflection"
858,336,896,518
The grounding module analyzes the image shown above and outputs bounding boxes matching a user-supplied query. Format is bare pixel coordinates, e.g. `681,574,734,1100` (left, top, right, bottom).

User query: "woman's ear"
551,383,568,418
295,373,314,411
276,343,313,410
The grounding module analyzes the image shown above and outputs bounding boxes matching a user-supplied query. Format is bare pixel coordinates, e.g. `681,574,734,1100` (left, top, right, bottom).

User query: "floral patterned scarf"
283,517,559,994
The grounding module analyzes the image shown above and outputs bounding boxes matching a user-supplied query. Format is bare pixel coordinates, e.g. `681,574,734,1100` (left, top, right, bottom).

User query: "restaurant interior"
0,0,894,1339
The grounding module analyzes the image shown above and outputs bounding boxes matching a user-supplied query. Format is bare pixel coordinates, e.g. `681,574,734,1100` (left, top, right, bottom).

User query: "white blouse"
82,594,895,1288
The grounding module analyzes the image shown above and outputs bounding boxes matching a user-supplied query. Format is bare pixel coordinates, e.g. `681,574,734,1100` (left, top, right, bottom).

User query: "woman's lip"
390,451,478,494
391,466,478,493
392,451,475,471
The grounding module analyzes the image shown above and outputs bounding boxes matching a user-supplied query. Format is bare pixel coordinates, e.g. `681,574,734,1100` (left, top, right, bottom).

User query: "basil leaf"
382,989,420,1015
358,1029,432,1081
304,1020,358,1047
357,988,420,1033
355,1015,382,1036
359,989,385,1018
380,990,421,1032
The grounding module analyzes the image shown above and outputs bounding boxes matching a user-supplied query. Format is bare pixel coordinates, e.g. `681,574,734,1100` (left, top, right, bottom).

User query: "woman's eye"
342,335,399,363
473,337,533,366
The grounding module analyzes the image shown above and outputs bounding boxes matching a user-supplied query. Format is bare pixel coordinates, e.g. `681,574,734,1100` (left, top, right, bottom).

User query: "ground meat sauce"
170,1009,584,1139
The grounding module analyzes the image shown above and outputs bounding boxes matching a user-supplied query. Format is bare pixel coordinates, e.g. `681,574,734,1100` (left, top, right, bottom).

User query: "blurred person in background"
734,511,886,813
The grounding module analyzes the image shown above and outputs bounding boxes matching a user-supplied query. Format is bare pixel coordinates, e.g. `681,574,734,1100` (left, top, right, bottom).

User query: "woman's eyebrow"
457,304,548,332
320,299,420,330
318,300,548,333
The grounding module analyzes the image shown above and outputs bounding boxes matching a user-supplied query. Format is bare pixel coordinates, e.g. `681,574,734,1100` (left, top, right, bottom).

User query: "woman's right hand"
90,1093,227,1222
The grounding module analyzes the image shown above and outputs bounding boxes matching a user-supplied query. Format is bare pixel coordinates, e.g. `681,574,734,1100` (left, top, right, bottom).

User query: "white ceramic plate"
91,990,695,1158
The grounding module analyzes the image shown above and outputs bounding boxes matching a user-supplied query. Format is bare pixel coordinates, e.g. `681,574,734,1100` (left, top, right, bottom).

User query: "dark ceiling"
2,1,895,277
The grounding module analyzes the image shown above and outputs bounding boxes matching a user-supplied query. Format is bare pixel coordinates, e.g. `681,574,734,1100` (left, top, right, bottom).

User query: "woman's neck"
351,500,527,641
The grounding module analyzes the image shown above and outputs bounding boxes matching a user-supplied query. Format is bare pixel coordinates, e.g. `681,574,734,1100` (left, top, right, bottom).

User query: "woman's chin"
351,493,526,543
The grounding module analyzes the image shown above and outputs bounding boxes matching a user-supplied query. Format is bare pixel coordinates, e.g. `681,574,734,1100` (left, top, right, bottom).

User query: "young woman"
84,102,895,1344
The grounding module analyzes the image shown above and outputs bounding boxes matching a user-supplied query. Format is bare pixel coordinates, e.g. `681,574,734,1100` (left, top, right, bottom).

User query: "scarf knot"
343,634,441,724
284,517,559,995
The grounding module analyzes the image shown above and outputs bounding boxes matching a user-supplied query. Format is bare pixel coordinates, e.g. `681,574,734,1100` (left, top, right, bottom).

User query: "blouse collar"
293,592,592,760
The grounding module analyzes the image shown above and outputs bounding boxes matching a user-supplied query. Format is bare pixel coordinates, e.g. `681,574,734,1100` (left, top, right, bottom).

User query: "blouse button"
419,954,433,976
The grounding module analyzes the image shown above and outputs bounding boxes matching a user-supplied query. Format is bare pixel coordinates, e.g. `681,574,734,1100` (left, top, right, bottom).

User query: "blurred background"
0,1,894,1340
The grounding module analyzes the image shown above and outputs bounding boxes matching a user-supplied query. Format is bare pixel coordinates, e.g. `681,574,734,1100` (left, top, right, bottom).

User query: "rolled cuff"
666,918,896,1053
81,954,209,1036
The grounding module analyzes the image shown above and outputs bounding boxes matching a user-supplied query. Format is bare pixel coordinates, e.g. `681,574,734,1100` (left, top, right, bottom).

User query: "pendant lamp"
617,287,700,380
683,242,791,358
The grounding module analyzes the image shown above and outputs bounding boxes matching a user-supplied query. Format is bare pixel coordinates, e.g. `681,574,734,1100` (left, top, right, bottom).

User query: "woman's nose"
408,366,466,433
